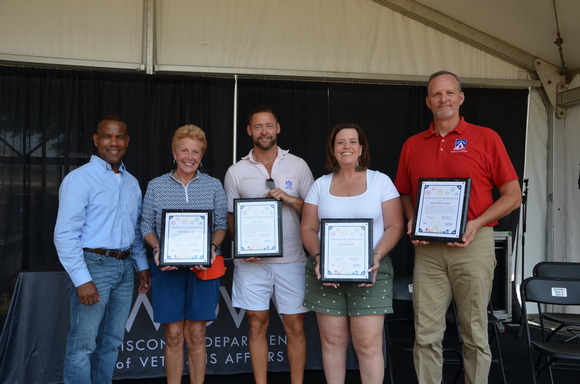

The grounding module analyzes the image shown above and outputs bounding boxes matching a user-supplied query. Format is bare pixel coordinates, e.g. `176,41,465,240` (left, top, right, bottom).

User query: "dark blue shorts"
151,262,220,324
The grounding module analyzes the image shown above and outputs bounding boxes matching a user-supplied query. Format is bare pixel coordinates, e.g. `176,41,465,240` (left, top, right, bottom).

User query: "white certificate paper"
234,198,283,258
320,219,372,283
160,210,211,266
412,178,471,242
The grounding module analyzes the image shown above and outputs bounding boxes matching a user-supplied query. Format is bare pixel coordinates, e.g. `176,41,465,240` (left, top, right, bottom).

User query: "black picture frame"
320,218,373,283
233,198,283,258
159,209,212,267
411,178,471,243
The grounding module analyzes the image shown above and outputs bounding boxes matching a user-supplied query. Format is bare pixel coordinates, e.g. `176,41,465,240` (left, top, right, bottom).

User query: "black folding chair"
520,277,580,384
386,276,464,384
533,262,580,343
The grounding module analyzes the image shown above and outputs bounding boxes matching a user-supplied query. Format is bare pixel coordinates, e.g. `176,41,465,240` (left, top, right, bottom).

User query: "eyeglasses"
266,178,275,189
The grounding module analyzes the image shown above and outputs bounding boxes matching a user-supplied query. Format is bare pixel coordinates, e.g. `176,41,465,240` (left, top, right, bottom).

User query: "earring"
329,159,339,172
173,159,176,164
355,156,364,171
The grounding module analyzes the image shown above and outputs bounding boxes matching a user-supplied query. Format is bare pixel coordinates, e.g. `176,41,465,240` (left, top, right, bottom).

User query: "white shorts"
232,260,308,315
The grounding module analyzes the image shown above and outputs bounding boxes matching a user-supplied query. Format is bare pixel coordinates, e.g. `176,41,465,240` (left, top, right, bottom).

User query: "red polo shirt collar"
424,117,468,138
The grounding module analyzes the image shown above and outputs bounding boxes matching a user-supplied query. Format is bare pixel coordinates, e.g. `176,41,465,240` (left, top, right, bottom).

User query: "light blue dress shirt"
54,155,148,287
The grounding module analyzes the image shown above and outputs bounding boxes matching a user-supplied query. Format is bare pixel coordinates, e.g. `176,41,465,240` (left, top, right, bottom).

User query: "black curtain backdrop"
0,66,528,328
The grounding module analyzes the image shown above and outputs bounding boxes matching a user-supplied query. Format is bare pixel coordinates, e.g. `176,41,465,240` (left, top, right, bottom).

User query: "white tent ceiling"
393,0,580,77
3,0,579,81
425,0,579,73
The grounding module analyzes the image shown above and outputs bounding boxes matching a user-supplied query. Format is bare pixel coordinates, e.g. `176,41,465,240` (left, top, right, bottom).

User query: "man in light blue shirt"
54,115,151,384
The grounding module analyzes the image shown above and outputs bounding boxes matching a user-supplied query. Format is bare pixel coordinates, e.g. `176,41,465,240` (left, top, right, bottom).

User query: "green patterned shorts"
304,256,394,316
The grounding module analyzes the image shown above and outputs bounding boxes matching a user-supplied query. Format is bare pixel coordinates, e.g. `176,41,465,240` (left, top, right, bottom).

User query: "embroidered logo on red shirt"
452,139,467,152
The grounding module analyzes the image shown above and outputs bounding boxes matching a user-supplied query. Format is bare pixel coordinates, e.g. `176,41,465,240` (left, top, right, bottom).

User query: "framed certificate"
233,198,283,258
159,209,212,267
320,218,373,283
411,178,471,243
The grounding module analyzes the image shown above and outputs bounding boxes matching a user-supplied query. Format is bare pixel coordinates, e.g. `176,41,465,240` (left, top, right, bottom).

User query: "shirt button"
440,148,444,151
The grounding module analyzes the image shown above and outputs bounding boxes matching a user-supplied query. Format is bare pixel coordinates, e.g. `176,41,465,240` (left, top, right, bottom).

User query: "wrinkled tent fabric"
0,0,523,79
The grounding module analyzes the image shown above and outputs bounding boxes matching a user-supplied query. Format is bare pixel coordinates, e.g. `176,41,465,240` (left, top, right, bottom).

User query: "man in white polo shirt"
224,106,314,384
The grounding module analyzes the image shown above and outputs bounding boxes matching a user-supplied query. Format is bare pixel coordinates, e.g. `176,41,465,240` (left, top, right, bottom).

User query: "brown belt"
83,248,131,259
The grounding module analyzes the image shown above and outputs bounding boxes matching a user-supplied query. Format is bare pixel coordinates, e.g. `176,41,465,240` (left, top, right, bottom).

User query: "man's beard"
434,105,457,119
254,136,276,150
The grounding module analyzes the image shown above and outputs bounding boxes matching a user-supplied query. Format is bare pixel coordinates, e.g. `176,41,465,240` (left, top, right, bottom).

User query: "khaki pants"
412,227,495,384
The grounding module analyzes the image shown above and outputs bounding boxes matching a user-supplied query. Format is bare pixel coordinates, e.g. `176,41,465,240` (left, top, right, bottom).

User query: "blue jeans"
63,251,134,384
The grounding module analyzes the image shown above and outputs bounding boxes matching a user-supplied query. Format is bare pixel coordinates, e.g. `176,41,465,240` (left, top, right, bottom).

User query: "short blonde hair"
171,124,207,153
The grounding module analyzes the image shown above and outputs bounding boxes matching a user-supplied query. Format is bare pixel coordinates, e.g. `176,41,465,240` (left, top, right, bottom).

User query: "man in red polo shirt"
394,71,521,384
